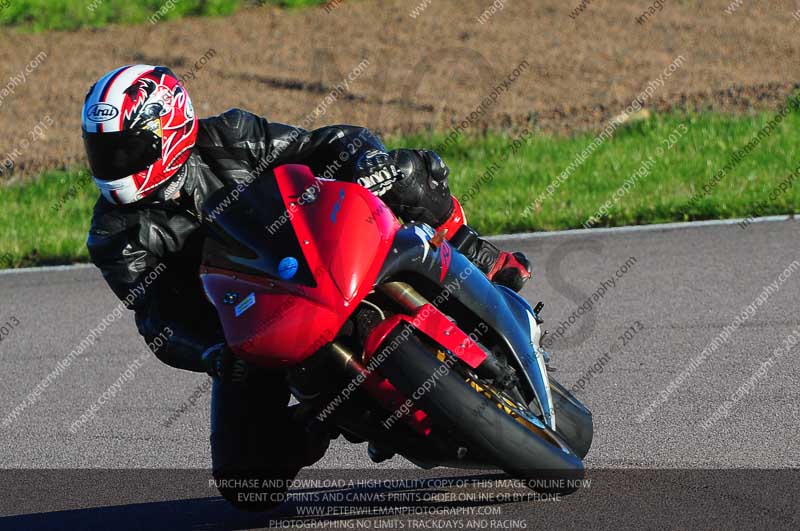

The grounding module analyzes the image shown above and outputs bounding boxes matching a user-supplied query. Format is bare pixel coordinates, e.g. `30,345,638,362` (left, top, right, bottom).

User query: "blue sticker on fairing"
234,292,256,317
330,189,345,224
278,257,299,280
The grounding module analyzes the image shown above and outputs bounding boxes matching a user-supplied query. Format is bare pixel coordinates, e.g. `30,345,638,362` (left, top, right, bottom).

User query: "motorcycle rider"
82,65,531,510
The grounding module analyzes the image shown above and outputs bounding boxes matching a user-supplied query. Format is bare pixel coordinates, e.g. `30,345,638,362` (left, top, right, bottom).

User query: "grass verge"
1,110,798,267
394,108,799,233
0,0,327,32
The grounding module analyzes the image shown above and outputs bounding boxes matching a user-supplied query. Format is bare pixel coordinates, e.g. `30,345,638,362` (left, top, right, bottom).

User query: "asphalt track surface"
0,218,798,530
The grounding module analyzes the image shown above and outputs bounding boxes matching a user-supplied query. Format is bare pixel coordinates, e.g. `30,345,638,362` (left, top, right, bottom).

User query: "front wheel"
379,325,584,493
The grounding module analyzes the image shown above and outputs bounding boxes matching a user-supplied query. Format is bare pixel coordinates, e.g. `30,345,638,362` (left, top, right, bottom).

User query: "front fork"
376,224,556,430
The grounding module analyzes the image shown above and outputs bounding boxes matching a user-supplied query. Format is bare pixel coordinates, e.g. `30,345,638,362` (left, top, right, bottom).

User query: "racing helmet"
82,65,197,204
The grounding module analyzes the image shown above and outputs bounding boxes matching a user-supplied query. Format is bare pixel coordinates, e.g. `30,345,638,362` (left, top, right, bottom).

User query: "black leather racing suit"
87,108,462,508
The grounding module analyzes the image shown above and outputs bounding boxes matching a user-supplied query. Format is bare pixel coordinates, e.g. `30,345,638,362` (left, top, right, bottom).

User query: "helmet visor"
83,128,162,181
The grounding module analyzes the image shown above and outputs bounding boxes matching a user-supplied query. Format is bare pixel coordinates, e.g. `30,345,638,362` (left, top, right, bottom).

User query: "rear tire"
379,326,584,493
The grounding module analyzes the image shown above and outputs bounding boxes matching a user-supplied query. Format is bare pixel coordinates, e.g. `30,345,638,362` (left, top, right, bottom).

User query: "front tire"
379,325,584,492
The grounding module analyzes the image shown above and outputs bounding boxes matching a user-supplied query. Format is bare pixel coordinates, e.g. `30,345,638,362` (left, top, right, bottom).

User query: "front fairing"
377,223,556,430
200,165,399,366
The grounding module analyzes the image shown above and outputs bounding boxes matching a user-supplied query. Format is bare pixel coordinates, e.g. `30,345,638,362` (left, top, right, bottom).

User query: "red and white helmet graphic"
82,65,198,204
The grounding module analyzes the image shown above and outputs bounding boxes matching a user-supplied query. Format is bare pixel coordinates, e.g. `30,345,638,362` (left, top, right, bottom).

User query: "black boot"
449,225,532,292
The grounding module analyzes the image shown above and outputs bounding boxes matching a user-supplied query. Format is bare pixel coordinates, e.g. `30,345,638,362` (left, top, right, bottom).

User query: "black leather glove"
383,149,454,227
354,149,404,197
201,343,248,383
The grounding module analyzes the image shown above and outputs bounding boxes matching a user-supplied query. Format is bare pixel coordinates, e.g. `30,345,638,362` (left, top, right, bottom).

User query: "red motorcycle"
200,165,592,490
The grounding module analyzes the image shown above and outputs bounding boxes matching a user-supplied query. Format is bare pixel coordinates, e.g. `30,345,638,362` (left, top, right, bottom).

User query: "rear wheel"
379,325,584,493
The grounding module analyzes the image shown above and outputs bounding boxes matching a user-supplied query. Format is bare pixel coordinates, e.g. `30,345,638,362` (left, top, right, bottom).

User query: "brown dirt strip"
0,0,798,181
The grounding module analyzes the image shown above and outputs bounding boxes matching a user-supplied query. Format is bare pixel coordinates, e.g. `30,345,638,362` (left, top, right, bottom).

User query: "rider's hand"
354,149,404,197
202,343,248,383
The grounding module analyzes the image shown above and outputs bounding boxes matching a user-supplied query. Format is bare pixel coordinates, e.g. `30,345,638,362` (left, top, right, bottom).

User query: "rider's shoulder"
87,196,140,247
199,108,264,141
87,198,159,278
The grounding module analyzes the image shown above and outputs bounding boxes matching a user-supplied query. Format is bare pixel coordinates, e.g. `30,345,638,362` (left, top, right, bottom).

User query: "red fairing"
203,165,400,367
435,196,467,240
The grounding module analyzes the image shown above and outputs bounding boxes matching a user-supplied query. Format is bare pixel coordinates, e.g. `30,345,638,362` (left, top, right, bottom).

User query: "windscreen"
201,174,316,286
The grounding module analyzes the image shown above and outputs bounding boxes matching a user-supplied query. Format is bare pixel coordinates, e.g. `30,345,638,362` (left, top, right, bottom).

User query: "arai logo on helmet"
86,103,119,123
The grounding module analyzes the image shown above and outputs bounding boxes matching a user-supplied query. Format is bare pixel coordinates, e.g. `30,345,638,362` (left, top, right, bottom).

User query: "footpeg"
533,301,544,324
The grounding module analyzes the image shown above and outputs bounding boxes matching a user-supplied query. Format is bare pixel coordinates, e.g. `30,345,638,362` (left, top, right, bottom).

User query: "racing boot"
436,198,532,292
